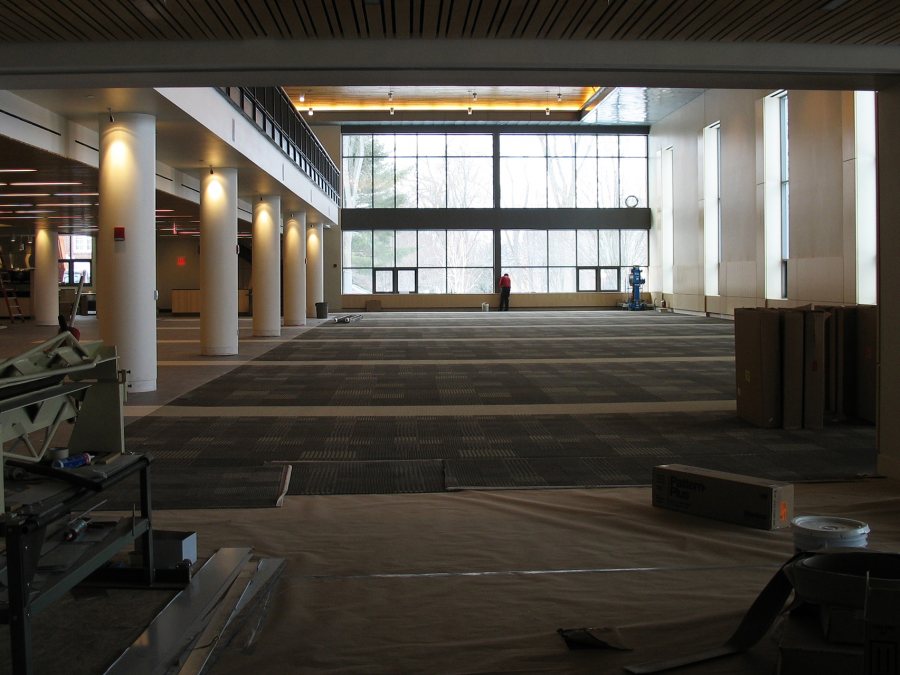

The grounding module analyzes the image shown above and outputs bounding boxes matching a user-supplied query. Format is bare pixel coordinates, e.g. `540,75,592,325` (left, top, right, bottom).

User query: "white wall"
649,88,862,315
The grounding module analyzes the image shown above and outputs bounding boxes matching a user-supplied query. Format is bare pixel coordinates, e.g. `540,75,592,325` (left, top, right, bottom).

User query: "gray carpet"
124,311,877,501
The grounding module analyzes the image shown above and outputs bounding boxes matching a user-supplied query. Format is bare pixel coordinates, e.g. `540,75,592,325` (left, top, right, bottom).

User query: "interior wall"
156,236,250,312
649,88,859,316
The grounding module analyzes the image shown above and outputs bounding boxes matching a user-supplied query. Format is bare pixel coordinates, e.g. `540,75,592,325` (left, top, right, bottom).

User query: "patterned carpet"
123,311,877,505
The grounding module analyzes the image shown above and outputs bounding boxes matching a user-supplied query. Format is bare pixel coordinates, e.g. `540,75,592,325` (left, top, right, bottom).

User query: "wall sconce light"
467,107,472,115
389,107,394,115
545,107,550,116
209,166,214,175
107,108,115,123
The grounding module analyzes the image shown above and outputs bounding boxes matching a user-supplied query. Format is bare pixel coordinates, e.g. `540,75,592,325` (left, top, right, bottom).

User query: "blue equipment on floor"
626,266,646,311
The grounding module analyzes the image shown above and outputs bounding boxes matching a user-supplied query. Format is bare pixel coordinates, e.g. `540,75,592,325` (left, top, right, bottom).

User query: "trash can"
315,301,328,319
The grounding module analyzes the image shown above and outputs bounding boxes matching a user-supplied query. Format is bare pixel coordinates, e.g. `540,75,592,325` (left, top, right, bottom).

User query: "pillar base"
284,319,307,327
201,347,239,356
253,329,281,337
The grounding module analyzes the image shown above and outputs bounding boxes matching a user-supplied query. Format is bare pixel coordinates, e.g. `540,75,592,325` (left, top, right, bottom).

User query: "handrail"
218,86,341,206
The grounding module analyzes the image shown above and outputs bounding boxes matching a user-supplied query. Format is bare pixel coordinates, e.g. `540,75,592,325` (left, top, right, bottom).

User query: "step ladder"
0,270,25,322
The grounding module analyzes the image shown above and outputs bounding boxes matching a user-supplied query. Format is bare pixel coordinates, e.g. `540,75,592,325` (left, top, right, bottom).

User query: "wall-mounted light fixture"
389,107,394,116
298,92,305,102
388,90,393,102
472,91,477,101
467,107,472,115
107,108,115,123
545,107,550,116
308,107,314,116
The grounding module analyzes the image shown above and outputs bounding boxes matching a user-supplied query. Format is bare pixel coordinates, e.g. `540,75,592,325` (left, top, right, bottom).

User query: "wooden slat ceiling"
0,0,898,45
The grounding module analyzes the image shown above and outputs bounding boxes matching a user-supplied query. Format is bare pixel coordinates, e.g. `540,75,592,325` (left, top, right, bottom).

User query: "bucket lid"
791,515,870,540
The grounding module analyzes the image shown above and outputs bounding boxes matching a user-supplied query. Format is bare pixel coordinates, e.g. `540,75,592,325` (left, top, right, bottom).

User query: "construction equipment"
0,270,25,323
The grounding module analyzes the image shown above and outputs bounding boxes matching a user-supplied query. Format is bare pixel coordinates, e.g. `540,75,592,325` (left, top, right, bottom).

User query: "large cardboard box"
803,310,828,430
855,304,877,424
782,310,805,429
652,464,794,530
735,308,783,428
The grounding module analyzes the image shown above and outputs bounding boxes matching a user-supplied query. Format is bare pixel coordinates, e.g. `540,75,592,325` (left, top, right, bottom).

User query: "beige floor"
1,316,896,674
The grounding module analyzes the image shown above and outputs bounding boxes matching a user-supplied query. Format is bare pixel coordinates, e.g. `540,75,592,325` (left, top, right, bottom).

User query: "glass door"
397,268,417,293
374,268,395,293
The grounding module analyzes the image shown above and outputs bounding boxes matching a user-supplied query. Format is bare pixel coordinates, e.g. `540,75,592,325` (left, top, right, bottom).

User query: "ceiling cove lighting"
11,182,81,186
37,203,93,207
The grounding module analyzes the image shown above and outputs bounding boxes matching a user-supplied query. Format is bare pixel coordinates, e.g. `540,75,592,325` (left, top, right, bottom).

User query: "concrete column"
252,195,281,336
200,168,239,356
33,224,59,326
877,85,900,478
283,212,307,326
306,223,324,318
97,113,157,392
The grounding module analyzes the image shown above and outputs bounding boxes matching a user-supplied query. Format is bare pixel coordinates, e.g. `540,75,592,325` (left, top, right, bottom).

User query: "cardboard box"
782,310,805,429
803,310,828,430
651,464,794,530
855,305,877,424
735,308,783,428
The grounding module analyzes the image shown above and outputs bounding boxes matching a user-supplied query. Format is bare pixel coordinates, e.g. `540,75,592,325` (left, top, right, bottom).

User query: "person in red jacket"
498,273,512,311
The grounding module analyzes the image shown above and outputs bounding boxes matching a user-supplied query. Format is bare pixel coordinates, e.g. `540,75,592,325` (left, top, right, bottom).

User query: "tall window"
342,229,493,294
855,91,877,305
779,93,790,299
703,123,721,296
500,228,647,293
763,91,788,300
499,134,647,209
342,134,493,208
342,132,649,211
58,235,93,285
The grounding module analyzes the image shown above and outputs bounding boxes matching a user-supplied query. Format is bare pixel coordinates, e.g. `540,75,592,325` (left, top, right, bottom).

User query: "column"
283,212,307,326
33,224,59,326
306,223,324,318
252,195,281,336
200,167,239,355
97,113,157,392
877,85,900,478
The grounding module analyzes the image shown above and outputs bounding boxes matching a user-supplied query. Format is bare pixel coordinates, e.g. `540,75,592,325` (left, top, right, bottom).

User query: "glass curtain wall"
343,229,494,294
500,228,648,293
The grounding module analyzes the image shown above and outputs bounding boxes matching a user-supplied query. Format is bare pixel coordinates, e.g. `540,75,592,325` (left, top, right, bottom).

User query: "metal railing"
218,86,341,206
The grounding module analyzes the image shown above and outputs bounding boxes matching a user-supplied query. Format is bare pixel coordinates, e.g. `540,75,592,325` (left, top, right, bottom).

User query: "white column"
252,195,282,336
33,224,59,326
200,168,239,356
97,113,157,393
306,223,324,318
283,212,307,326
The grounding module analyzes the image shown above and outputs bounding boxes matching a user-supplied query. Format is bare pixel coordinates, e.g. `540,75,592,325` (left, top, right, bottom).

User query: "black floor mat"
286,459,445,495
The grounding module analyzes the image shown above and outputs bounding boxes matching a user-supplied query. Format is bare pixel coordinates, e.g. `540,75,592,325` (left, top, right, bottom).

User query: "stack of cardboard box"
734,305,876,429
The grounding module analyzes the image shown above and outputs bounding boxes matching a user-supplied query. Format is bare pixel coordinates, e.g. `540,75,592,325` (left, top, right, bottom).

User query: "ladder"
0,270,25,322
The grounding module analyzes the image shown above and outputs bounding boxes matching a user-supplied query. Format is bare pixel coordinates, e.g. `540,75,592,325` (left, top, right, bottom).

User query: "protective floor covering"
286,459,445,495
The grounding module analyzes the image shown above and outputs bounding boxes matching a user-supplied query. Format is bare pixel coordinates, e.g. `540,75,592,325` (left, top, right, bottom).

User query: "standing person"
498,273,512,311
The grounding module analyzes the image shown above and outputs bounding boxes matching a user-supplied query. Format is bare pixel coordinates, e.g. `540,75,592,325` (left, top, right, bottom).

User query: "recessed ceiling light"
0,169,36,173
54,192,99,196
16,210,54,214
37,203,93,207
155,208,174,212
0,193,51,197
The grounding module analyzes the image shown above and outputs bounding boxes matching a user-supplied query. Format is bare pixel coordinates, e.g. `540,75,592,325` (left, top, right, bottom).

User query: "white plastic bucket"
791,515,870,552
481,303,490,312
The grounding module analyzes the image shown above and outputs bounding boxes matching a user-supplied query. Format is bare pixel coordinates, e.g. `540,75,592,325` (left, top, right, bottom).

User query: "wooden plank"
301,0,337,38
363,0,387,38
420,0,442,37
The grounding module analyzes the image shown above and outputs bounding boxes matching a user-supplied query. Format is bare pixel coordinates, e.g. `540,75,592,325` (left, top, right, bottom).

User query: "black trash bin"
315,301,328,319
